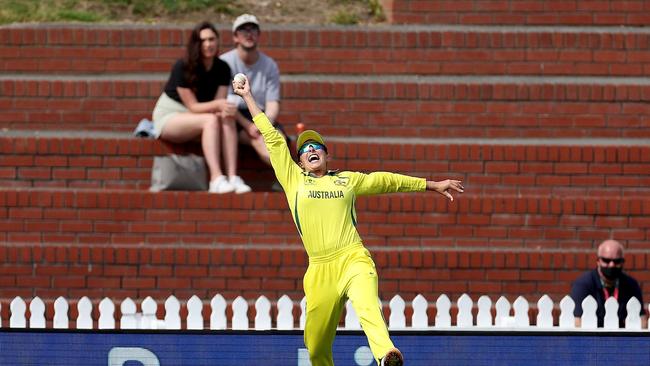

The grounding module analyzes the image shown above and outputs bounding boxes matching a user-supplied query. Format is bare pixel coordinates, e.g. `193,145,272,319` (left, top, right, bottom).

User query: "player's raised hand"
232,73,250,96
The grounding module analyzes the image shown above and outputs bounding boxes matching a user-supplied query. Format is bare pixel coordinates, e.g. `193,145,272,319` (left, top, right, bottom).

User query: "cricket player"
232,74,464,366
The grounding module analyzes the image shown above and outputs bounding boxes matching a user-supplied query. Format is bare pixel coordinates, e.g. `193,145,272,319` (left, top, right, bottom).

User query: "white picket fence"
4,293,647,331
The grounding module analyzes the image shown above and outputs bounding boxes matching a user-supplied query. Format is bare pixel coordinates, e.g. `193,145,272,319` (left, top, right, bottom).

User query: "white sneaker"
209,176,234,194
229,175,252,194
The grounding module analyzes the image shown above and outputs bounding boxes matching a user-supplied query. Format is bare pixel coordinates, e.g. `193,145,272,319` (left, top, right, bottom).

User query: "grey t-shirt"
220,49,280,110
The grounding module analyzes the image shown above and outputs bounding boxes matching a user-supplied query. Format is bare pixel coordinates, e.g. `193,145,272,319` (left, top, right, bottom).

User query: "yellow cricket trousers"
303,243,394,366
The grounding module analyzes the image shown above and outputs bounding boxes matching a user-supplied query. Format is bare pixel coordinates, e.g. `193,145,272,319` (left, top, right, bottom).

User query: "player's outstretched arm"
426,179,464,201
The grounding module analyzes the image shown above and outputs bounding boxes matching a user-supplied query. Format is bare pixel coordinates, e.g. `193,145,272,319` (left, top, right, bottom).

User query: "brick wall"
3,26,650,76
381,0,650,25
3,135,649,195
0,134,274,191
2,16,649,323
2,189,649,248
4,78,650,137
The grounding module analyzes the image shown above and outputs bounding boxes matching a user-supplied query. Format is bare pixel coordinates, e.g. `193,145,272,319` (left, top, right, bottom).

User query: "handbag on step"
150,154,208,192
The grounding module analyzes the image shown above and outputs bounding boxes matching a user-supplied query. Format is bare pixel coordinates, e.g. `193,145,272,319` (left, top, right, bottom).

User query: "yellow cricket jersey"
253,113,427,258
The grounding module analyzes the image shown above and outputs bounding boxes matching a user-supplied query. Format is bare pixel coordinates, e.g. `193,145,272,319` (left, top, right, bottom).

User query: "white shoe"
209,176,234,194
229,175,252,194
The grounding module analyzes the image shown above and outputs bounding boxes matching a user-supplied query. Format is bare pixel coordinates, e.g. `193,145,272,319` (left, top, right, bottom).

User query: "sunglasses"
298,142,327,156
599,256,625,265
236,26,259,35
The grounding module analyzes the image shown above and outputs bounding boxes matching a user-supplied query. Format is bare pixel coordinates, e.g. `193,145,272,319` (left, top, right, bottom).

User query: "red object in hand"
296,122,305,134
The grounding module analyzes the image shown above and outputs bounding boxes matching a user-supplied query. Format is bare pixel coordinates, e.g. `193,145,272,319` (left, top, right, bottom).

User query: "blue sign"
1,329,649,365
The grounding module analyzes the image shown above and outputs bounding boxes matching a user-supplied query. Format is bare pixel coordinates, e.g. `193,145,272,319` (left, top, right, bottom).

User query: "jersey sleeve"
346,171,426,196
252,113,301,191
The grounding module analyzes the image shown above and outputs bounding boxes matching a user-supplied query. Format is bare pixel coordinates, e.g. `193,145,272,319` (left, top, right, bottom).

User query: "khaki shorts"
152,93,188,138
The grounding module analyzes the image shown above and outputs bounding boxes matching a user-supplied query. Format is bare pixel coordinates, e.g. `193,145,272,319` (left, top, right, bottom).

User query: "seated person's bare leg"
161,113,223,181
221,116,238,176
221,116,250,193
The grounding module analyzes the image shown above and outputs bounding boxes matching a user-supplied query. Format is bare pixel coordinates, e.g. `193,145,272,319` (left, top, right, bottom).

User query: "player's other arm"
350,171,464,201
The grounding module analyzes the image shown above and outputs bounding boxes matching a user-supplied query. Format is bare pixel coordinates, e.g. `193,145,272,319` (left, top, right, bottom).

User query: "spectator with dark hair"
152,21,251,194
570,239,647,328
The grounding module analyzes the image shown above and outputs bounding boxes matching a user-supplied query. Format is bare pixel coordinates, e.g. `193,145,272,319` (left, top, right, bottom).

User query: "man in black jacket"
570,239,647,328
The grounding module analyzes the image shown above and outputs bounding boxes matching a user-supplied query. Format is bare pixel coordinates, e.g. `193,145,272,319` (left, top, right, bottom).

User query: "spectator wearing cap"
220,14,288,171
570,239,647,328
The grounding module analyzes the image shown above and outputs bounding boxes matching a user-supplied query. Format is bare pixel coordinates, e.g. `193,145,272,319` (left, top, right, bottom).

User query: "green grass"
0,0,384,25
0,0,238,24
366,0,385,20
330,11,359,25
328,0,385,25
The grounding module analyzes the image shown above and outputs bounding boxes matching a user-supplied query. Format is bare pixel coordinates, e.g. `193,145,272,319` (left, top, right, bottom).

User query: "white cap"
232,14,260,32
